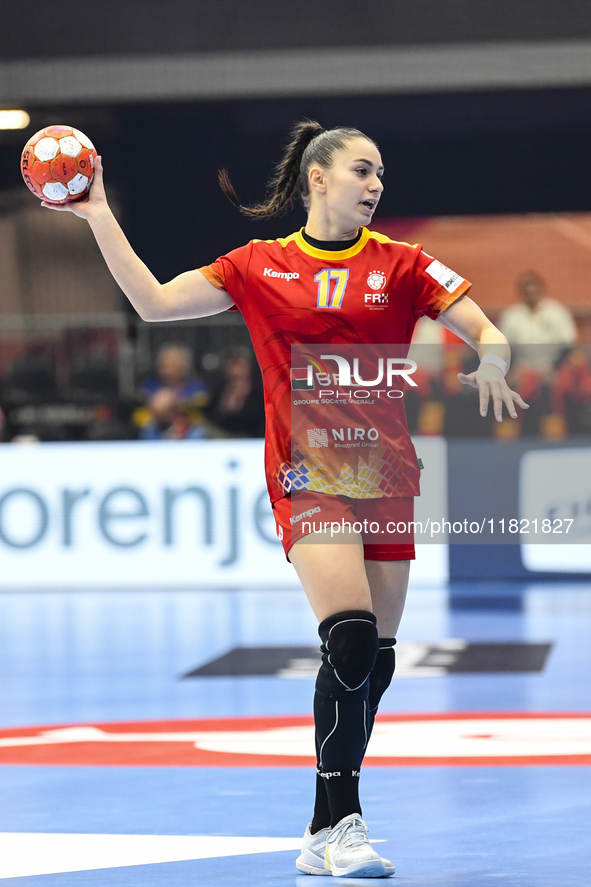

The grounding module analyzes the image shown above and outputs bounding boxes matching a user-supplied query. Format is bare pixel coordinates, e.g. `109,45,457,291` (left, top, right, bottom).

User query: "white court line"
0,833,303,879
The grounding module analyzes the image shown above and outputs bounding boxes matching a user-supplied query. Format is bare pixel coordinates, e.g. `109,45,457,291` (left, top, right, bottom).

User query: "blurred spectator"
550,346,591,436
133,343,208,439
505,363,544,438
205,347,265,438
498,272,577,373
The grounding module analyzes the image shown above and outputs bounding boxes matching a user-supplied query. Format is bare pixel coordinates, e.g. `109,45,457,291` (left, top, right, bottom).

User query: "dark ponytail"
219,119,374,219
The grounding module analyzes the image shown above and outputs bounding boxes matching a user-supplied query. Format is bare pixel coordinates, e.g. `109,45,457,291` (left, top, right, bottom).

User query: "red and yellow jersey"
200,227,470,503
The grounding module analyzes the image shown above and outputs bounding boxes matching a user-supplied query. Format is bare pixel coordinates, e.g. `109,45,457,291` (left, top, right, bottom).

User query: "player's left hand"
458,364,529,422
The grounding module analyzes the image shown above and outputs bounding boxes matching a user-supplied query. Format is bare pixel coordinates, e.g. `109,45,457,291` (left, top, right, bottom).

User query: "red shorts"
272,491,416,562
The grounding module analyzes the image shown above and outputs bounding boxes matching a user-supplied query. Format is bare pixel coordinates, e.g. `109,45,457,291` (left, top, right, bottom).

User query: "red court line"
0,713,590,768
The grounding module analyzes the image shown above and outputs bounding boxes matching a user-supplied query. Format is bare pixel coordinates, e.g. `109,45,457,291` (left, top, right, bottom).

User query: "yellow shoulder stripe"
367,230,417,248
277,232,300,248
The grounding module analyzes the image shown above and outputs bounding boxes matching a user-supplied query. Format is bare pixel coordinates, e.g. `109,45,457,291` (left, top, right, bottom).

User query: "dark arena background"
0,2,590,884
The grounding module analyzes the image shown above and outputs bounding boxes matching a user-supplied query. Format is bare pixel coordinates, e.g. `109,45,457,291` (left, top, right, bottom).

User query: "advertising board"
0,439,447,588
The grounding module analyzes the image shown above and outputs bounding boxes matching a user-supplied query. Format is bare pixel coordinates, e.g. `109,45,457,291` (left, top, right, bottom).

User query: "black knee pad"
368,638,396,714
315,610,379,700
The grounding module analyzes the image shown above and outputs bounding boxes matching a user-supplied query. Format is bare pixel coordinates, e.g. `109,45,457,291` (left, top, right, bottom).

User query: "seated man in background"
134,343,208,439
498,271,577,374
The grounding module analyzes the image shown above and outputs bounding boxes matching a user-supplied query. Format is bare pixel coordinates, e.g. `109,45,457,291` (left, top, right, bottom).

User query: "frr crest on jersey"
364,292,389,309
364,271,389,309
367,270,386,290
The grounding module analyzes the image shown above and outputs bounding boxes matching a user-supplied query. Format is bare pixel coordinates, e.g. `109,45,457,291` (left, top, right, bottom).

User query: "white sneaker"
324,814,392,878
296,824,332,875
296,819,395,877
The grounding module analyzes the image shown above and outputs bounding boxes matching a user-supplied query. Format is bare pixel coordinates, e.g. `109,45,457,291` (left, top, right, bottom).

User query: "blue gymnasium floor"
1,581,591,886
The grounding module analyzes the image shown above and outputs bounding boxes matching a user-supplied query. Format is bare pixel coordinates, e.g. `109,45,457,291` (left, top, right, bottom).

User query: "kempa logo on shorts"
263,268,299,280
290,506,322,526
320,771,342,780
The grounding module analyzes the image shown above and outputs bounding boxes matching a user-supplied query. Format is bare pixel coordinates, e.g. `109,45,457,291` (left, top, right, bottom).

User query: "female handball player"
43,121,527,878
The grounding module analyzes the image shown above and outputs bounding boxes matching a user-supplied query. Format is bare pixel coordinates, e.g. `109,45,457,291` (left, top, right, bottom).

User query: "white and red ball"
20,125,96,203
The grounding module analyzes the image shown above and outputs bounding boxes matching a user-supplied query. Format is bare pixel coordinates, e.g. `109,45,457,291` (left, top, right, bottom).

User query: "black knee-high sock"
314,693,368,826
367,638,396,740
311,611,379,829
311,732,331,833
311,637,396,833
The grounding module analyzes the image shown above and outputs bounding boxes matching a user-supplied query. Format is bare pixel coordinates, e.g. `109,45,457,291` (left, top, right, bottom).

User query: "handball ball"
20,125,97,204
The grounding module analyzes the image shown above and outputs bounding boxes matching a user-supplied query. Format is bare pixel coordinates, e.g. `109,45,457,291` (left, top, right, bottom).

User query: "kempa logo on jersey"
263,268,299,280
306,427,379,448
291,356,417,391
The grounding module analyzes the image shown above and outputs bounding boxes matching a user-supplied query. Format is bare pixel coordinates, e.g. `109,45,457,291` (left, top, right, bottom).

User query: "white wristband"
479,353,509,376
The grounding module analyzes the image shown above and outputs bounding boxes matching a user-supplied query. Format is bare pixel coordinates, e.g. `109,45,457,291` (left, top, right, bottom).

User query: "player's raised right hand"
41,155,109,221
